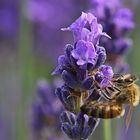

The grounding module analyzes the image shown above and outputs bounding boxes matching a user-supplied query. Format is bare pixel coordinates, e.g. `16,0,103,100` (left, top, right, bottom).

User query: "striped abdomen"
80,101,125,119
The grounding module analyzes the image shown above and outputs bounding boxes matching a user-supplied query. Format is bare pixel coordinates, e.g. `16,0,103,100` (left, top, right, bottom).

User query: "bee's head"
112,74,137,88
121,74,137,86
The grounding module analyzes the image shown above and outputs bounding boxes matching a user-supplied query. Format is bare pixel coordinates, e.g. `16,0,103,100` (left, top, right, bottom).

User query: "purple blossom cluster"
31,79,68,140
0,0,19,45
52,12,114,140
60,111,99,140
26,0,77,28
90,0,135,73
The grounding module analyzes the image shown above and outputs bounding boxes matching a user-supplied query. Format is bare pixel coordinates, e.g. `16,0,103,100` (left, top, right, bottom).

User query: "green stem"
16,3,36,140
103,120,112,140
76,97,81,113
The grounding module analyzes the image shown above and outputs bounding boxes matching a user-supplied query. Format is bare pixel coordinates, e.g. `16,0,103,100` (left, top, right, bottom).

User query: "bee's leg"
92,78,113,100
92,77,121,100
113,85,121,92
107,80,121,92
81,91,89,101
101,88,112,100
104,86,122,100
113,73,123,78
67,92,81,98
104,75,121,92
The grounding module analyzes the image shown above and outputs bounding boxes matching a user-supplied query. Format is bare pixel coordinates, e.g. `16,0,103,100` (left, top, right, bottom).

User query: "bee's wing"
125,105,133,133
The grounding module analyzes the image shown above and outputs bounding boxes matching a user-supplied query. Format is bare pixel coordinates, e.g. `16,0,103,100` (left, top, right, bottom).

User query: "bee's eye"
125,78,133,83
116,79,123,83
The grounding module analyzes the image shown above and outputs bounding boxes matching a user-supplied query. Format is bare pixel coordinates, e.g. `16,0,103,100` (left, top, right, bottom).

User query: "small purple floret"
98,65,114,88
62,12,110,44
72,40,97,66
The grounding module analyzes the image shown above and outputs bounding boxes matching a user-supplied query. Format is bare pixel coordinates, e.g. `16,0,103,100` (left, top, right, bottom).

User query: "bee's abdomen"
80,102,124,119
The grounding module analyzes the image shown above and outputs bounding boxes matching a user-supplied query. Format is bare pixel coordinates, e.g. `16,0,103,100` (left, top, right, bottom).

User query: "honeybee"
81,74,140,130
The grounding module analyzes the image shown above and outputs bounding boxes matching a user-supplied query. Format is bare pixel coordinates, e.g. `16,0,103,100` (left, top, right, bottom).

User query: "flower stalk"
103,120,112,140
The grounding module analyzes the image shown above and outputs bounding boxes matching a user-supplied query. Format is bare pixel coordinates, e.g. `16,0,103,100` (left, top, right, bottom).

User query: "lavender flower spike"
31,79,66,140
53,12,115,140
91,0,135,74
